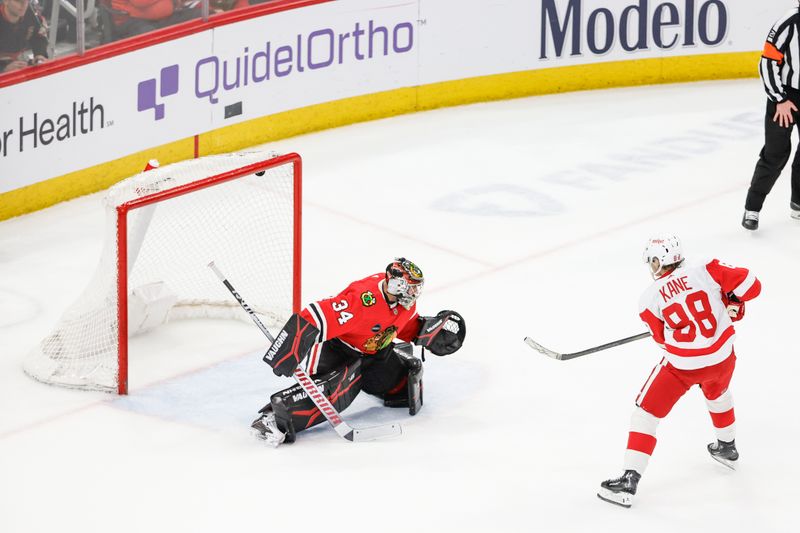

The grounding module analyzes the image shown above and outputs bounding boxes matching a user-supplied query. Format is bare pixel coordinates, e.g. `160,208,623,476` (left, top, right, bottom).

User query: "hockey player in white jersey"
597,235,761,508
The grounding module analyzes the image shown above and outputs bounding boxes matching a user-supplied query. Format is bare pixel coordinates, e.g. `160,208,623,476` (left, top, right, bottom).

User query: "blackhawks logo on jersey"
363,326,397,352
361,291,376,307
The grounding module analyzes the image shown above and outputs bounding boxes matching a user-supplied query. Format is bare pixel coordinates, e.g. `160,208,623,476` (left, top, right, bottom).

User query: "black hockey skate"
791,201,800,220
741,210,759,231
707,439,738,470
597,470,641,508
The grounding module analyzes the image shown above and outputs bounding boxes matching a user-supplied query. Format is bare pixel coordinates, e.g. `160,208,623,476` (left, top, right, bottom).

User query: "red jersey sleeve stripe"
733,274,761,301
705,260,745,292
308,302,327,342
639,309,666,345
305,344,321,374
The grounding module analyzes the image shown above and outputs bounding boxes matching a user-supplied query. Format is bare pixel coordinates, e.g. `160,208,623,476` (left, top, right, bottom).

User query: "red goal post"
25,151,302,394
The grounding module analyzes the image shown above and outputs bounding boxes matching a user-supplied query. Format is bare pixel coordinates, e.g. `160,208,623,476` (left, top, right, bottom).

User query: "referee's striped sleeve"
760,9,798,103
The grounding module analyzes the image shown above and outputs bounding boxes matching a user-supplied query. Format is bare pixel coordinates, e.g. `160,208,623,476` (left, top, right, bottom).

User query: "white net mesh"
24,151,298,392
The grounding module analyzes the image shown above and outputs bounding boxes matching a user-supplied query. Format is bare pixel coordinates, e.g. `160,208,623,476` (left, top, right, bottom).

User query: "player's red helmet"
385,257,424,309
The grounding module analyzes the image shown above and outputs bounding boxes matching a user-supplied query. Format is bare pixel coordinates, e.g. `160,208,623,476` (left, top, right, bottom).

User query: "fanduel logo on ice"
137,65,180,120
539,0,728,59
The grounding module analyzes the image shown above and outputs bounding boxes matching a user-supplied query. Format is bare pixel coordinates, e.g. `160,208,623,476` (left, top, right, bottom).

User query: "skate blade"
710,454,737,470
597,488,633,508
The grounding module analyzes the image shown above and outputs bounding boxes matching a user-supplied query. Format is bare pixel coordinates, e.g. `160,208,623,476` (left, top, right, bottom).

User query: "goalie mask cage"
24,152,302,394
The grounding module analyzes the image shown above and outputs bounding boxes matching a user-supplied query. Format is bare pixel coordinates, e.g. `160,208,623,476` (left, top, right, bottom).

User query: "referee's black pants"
746,90,800,211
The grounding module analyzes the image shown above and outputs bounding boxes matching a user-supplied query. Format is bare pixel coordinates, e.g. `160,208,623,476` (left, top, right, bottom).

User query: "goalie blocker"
263,313,319,377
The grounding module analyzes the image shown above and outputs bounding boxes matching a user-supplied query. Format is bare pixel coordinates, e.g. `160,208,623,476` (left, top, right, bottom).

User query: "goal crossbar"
115,153,303,394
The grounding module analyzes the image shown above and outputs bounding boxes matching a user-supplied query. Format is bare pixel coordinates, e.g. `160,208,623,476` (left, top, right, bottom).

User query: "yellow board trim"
1,51,760,220
0,137,197,220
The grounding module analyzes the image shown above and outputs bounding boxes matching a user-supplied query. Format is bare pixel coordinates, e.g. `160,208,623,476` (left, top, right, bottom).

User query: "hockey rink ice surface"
1,79,798,532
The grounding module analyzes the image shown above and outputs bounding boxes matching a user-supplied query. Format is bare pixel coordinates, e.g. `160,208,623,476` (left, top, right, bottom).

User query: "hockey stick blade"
523,337,564,360
524,332,650,361
347,423,403,442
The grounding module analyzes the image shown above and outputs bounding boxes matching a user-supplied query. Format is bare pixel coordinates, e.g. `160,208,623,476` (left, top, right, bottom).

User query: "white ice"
1,79,797,532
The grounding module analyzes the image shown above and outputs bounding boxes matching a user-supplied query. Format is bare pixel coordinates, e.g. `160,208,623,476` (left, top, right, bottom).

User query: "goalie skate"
708,439,738,470
251,411,285,447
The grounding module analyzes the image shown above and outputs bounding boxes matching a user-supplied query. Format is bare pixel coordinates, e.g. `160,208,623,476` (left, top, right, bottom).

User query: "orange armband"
763,42,784,63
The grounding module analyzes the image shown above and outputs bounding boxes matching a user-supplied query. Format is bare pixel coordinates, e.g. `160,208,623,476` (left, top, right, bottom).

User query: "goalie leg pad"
268,358,363,439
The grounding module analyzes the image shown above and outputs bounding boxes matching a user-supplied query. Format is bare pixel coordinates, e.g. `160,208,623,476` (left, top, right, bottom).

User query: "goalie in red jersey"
251,257,466,446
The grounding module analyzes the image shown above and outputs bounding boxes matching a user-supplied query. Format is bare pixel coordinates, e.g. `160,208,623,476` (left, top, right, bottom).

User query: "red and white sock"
706,389,736,442
623,407,661,474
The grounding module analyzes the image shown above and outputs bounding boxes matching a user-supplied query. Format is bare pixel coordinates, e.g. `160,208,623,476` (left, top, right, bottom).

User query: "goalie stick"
523,332,650,361
208,261,402,443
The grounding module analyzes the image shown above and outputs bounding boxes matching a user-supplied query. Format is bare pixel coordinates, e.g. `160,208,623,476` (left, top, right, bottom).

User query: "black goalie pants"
270,339,410,435
311,339,410,395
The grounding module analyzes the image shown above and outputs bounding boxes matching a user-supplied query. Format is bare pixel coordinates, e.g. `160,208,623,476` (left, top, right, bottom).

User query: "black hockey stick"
523,332,650,361
208,261,402,442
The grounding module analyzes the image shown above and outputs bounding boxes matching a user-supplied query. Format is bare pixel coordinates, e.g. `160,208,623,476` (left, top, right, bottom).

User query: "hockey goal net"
24,151,301,394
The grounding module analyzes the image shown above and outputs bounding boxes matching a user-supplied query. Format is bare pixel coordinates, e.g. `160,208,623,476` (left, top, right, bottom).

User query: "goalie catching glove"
263,313,320,377
414,310,466,356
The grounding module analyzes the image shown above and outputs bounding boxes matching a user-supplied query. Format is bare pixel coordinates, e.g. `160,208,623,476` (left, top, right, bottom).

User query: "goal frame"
115,153,302,394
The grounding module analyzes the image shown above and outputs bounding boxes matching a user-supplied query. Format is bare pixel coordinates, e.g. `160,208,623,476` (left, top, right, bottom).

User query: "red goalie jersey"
639,260,761,370
299,273,422,356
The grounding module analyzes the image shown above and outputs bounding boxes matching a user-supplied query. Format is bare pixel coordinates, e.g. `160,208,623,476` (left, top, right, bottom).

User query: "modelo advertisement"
0,0,784,193
421,0,778,82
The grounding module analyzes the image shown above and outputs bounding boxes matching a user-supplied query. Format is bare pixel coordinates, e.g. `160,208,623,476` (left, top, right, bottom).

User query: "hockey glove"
414,310,466,356
264,313,320,377
723,292,745,322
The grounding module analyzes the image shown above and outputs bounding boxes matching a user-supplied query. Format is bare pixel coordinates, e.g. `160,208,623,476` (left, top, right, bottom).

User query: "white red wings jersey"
638,260,761,370
299,273,421,356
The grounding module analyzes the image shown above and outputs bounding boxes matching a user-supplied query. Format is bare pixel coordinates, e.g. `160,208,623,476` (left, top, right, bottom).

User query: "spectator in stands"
0,0,48,72
109,0,202,39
